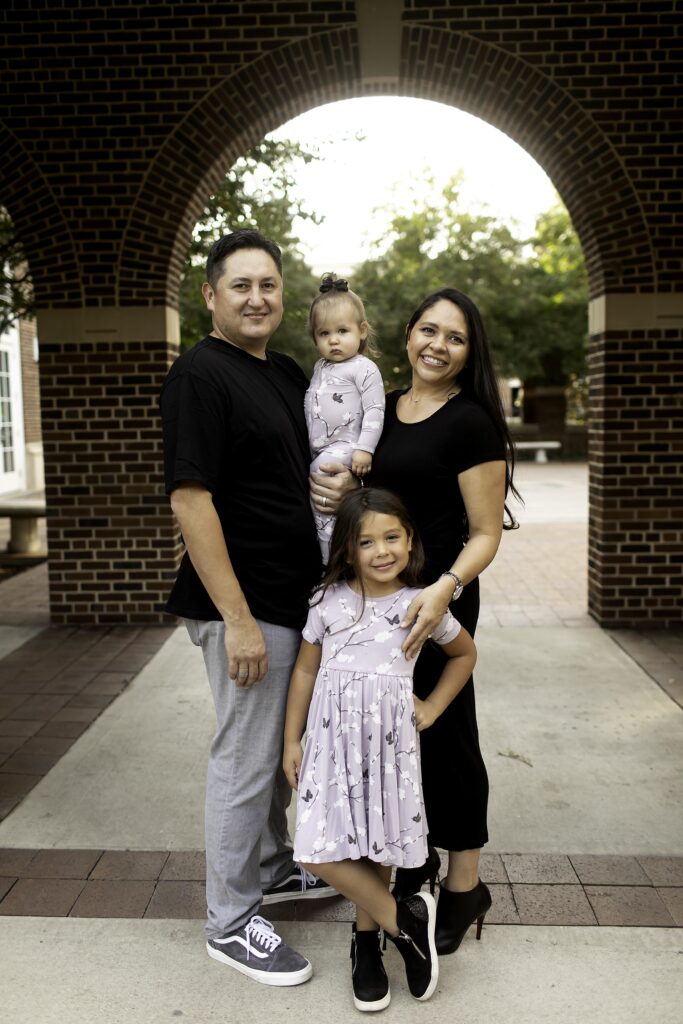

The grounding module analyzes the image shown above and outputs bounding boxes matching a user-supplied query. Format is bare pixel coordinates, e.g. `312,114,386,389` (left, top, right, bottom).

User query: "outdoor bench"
0,494,47,556
514,440,562,464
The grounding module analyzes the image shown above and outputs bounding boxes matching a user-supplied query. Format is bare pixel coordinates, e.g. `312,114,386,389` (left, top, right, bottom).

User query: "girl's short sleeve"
432,609,461,646
302,600,325,645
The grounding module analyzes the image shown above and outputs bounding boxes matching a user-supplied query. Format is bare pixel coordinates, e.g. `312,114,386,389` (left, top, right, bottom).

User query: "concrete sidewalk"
0,463,682,1023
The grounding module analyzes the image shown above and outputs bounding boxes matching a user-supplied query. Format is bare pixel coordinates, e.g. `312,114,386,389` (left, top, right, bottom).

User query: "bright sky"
270,97,558,274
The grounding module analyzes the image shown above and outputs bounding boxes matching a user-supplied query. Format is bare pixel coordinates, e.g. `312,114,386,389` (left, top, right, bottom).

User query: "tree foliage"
352,179,587,389
0,206,34,337
179,138,322,372
521,204,589,383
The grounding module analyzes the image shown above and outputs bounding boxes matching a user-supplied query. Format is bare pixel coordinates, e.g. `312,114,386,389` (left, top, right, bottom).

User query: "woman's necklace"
407,385,460,405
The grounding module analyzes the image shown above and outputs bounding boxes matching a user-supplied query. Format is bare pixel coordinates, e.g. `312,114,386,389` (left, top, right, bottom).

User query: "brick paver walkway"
0,848,681,927
481,522,590,627
0,624,174,820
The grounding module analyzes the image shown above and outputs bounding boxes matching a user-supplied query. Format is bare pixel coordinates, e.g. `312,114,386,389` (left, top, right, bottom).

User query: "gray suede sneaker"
207,915,312,987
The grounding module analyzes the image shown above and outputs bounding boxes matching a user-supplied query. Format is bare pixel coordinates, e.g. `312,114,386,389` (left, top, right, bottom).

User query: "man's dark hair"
206,229,283,288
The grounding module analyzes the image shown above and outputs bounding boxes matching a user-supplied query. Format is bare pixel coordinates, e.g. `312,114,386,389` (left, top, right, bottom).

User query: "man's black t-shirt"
160,336,322,630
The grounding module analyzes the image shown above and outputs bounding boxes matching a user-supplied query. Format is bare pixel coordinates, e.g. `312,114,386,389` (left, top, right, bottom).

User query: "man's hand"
283,739,303,790
224,612,268,687
413,697,439,732
310,461,359,514
351,449,372,477
401,577,454,660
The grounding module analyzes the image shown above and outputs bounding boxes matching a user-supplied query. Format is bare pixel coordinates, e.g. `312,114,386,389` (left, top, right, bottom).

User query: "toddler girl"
304,274,385,562
283,488,477,1012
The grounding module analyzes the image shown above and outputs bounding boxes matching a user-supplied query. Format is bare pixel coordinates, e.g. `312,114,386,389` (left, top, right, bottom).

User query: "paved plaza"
0,463,681,1022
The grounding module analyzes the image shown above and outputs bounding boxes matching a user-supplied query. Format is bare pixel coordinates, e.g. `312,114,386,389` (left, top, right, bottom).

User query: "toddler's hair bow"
319,274,349,293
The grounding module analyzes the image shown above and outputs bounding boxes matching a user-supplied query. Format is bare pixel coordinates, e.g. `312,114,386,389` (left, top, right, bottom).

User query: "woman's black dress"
370,390,504,851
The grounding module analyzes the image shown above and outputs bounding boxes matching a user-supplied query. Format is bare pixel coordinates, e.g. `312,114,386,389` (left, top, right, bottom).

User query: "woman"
311,287,519,955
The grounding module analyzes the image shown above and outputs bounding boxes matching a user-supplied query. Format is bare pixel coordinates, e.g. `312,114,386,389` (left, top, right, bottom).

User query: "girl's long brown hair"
313,488,425,613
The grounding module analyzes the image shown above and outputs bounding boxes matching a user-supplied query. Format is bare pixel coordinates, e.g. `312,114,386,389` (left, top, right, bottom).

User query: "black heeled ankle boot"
386,892,438,1002
350,924,390,1012
435,879,492,955
391,846,441,900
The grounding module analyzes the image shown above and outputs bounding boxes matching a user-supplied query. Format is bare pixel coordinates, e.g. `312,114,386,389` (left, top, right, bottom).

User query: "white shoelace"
297,866,319,891
244,915,282,960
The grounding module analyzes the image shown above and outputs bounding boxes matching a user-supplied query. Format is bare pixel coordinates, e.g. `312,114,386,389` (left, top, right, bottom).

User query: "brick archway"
1,3,679,627
118,28,652,308
117,30,361,308
400,26,655,296
0,125,82,309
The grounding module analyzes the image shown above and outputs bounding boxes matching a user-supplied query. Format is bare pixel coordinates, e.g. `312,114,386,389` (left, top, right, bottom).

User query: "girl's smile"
351,512,413,597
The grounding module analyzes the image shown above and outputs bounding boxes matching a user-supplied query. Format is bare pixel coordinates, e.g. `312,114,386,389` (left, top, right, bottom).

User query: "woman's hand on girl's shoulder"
283,740,303,791
400,577,454,659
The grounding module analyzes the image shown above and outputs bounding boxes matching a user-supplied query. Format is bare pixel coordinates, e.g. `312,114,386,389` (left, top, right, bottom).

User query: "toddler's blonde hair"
308,273,379,358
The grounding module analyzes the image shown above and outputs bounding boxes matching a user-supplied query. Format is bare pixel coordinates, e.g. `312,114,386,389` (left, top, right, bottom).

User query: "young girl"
283,489,477,1012
304,274,385,562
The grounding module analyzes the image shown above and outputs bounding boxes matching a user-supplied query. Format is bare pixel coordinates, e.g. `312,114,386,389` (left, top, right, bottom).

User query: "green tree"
179,139,321,373
520,203,588,383
353,177,526,387
353,180,587,399
0,206,34,336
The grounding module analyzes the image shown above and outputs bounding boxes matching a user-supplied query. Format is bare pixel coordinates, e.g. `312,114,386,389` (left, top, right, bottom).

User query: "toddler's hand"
352,450,372,477
283,741,303,790
413,697,439,732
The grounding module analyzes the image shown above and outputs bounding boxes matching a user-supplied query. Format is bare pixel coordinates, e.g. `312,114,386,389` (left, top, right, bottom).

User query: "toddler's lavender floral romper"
304,354,385,561
293,583,460,868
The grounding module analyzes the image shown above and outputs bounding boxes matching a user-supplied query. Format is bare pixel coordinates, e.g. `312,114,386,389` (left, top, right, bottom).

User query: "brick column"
36,308,181,624
587,294,683,628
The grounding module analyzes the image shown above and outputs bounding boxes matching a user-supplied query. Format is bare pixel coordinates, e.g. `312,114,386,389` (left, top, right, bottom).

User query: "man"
160,229,331,987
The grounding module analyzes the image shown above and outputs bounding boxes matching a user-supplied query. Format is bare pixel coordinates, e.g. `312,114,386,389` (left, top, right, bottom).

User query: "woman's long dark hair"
406,287,521,528
313,489,425,613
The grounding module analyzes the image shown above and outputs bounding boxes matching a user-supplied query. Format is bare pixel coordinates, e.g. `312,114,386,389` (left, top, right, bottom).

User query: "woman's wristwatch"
440,571,464,601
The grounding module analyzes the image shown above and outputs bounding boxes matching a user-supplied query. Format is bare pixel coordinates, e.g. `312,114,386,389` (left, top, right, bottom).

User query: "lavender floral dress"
293,583,460,867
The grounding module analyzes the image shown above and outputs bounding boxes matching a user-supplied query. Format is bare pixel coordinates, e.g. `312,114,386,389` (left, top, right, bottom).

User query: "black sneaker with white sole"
207,915,312,987
386,891,438,1001
262,864,337,905
350,924,391,1012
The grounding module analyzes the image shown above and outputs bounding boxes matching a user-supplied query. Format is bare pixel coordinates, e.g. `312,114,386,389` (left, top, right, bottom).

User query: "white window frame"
0,321,26,495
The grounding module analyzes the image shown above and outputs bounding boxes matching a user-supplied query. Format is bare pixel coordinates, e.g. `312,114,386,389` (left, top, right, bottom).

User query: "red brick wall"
0,2,357,309
39,338,178,624
401,2,680,296
588,326,683,626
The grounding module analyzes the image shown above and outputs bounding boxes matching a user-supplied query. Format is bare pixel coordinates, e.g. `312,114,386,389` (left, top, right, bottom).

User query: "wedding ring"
322,497,327,508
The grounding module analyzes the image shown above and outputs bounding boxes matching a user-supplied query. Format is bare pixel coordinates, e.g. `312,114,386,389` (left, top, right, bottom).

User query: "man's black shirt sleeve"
160,368,230,497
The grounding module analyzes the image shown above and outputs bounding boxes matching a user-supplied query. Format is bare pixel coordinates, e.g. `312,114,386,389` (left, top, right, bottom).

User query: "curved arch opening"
179,94,590,621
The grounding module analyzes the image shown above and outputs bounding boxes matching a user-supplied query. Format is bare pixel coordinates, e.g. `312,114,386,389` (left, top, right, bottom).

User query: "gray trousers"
185,618,300,938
